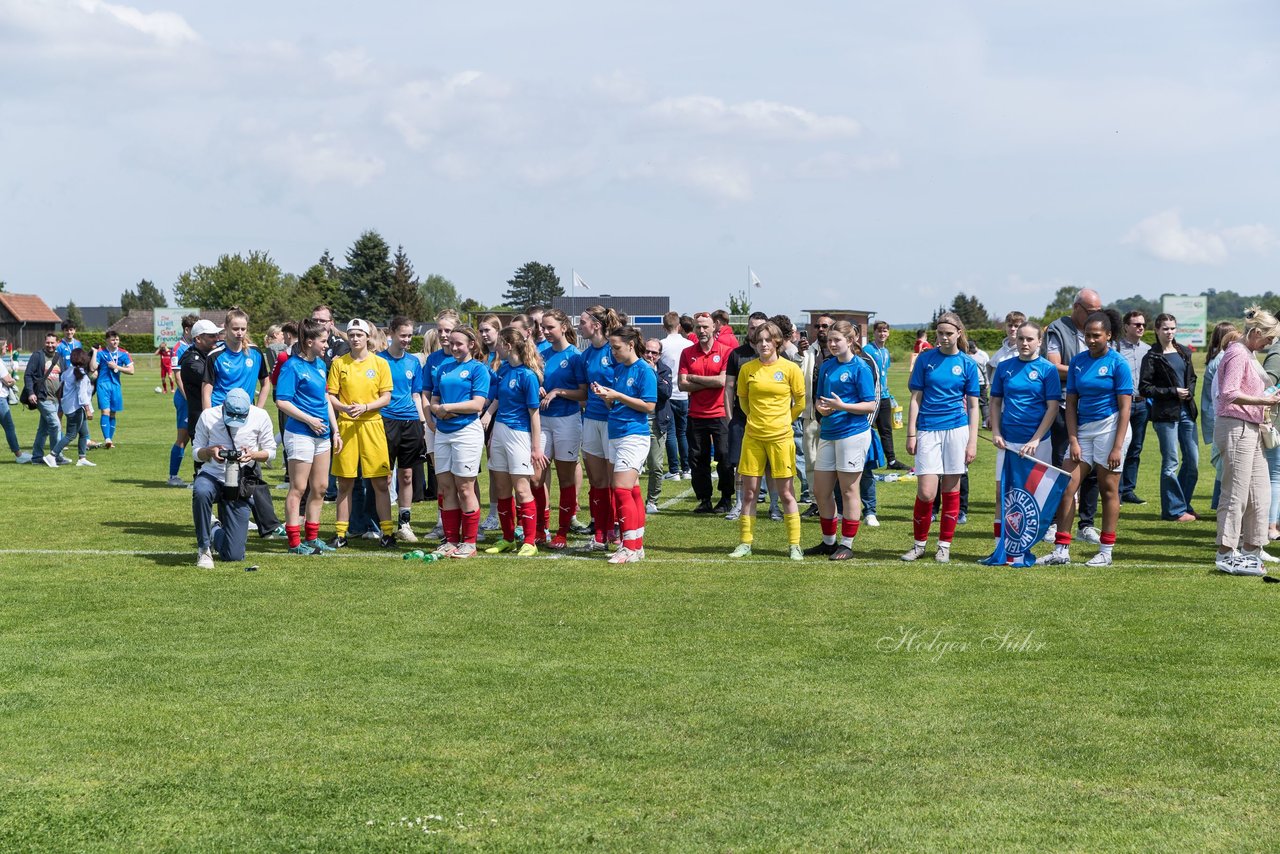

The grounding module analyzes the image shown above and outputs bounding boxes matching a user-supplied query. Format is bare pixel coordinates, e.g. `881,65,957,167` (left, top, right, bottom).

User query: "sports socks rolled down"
784,511,801,546
1099,530,1116,555
840,518,859,548
304,521,320,543
286,524,302,548
739,513,755,545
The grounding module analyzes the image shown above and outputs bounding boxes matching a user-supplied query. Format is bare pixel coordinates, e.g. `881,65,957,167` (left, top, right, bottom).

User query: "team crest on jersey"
559,359,569,369
508,378,518,389
712,354,721,363
1099,366,1109,376
365,369,376,378
460,369,470,379
245,357,253,368
626,377,635,387
601,356,610,366
773,371,784,382
951,365,962,375
1028,370,1039,380
840,371,851,382
405,369,414,380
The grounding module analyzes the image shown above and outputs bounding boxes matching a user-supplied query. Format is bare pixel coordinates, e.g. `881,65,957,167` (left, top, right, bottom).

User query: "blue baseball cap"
222,388,251,428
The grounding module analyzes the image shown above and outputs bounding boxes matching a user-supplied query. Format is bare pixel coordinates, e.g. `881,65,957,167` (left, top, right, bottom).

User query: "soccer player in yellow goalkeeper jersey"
728,321,806,560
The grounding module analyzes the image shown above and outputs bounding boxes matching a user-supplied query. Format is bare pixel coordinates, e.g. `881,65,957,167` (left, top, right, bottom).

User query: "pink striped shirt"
1216,342,1268,424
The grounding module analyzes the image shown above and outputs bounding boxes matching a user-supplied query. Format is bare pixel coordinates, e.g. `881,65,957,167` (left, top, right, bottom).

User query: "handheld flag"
573,271,590,291
749,268,763,289
980,451,1070,567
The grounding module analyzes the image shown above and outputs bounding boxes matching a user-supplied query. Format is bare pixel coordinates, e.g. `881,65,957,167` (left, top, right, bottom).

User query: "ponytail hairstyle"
827,320,865,359
543,308,577,346
933,311,969,354
70,346,90,381
298,317,325,348
584,304,622,339
608,324,644,359
449,325,484,361
499,326,543,382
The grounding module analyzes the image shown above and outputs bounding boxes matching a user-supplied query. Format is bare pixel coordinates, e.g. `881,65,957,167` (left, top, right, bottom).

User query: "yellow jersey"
327,353,393,422
736,357,804,442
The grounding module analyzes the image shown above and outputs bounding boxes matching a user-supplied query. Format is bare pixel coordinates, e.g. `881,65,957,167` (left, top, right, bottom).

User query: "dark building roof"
55,305,122,330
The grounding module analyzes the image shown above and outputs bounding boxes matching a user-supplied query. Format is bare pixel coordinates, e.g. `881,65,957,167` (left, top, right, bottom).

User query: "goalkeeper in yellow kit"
728,321,806,560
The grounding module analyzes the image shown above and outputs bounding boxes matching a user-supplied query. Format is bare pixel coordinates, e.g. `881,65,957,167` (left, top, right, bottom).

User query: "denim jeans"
53,409,88,458
1121,398,1150,498
0,395,20,454
31,400,61,457
192,472,252,560
1267,443,1280,525
1152,410,1200,518
664,398,689,472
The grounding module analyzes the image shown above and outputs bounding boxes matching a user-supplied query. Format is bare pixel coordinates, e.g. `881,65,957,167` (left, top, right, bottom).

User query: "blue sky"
2,0,1276,322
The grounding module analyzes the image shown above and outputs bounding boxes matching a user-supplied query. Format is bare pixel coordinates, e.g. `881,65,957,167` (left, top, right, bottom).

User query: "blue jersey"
607,359,658,439
908,349,980,431
863,342,892,399
537,339,555,362
541,344,585,418
173,340,190,363
275,355,331,438
483,353,504,400
990,356,1060,444
817,355,876,440
377,350,424,421
56,339,81,366
423,349,450,396
94,348,132,391
1066,349,1133,426
433,357,491,434
495,364,542,432
582,342,616,422
205,344,267,406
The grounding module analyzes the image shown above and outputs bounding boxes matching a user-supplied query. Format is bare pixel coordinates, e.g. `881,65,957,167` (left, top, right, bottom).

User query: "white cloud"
626,156,753,202
644,95,861,140
385,71,515,150
324,47,373,83
1,0,199,54
75,0,197,47
257,133,385,187
1123,209,1277,265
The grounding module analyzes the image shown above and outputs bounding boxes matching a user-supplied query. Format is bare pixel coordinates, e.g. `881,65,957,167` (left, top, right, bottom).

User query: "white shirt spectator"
659,332,693,402
193,403,276,484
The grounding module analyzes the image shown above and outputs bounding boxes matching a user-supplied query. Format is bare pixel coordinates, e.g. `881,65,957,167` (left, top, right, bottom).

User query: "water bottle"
419,553,442,564
883,473,899,483
403,550,425,560
891,397,904,430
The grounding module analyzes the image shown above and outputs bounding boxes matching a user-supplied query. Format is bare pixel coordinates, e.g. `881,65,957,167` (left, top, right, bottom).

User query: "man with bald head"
1045,287,1104,542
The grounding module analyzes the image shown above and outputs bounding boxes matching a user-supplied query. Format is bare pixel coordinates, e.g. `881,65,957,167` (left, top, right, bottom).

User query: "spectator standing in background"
0,344,25,462
1139,313,1199,522
51,348,95,467
988,312,1027,378
643,337,673,513
1201,323,1238,514
711,309,740,349
22,333,65,465
156,344,175,393
679,312,734,514
908,328,932,372
659,311,692,480
862,320,905,471
1117,311,1151,505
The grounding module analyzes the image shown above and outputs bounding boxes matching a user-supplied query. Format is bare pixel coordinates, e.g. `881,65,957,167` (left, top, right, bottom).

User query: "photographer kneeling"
192,388,276,569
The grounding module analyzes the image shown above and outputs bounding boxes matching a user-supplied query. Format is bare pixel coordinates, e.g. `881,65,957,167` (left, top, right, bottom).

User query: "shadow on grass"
105,519,194,539
108,477,176,490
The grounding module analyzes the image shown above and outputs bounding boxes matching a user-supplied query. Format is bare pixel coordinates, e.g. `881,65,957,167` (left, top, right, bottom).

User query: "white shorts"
489,422,534,476
541,413,582,462
434,420,484,477
914,426,969,475
582,417,610,458
994,438,1053,483
1077,413,1132,471
283,431,331,464
608,434,650,473
815,432,871,473
424,423,436,453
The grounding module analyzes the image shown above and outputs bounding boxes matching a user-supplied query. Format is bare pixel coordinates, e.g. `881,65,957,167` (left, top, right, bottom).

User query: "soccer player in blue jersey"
428,325,492,558
379,316,428,543
92,330,134,448
805,321,878,561
902,312,982,563
1041,310,1134,567
990,321,1061,552
56,321,82,369
591,324,657,564
201,309,269,411
476,314,506,533
537,309,587,549
167,314,199,486
578,305,623,550
484,327,549,557
276,318,342,555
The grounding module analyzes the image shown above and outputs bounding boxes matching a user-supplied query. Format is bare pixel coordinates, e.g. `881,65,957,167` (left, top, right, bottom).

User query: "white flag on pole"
573,271,590,290
749,268,763,289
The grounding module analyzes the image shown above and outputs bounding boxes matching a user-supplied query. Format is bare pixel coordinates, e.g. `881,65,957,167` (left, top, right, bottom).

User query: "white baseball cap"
191,319,223,337
346,318,373,335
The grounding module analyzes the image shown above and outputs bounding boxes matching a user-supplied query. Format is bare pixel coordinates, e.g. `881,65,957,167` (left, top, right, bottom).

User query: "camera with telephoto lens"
222,447,243,463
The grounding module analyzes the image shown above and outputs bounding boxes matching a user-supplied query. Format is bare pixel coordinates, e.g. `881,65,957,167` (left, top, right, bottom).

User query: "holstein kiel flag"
980,451,1070,567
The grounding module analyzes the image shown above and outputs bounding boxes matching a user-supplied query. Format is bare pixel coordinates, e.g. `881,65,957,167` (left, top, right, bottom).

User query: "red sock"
912,497,933,542
557,484,577,536
631,484,646,549
533,486,547,542
841,518,860,539
519,500,537,545
461,509,480,544
443,507,462,543
1055,530,1073,547
287,524,302,548
993,522,1002,538
613,487,632,547
820,516,838,537
939,491,961,543
498,496,516,541
1100,531,1116,546
593,487,615,543
304,521,319,543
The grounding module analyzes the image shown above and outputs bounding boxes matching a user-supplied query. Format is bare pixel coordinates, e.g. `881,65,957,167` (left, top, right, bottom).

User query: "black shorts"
384,418,427,470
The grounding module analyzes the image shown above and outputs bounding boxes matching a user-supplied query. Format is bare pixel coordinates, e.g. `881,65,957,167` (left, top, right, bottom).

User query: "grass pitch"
2,359,1279,851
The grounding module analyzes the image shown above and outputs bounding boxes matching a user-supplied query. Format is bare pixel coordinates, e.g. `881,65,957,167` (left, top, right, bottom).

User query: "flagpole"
976,432,1072,478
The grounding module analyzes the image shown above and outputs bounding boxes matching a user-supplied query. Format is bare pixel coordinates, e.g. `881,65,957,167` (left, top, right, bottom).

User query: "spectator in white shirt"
659,311,694,478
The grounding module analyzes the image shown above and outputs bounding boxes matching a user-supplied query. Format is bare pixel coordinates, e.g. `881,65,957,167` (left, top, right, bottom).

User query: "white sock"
822,533,836,545
1099,543,1113,556
839,536,853,548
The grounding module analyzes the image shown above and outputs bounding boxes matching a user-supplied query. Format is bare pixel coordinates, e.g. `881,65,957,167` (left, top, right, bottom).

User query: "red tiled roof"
0,293,62,323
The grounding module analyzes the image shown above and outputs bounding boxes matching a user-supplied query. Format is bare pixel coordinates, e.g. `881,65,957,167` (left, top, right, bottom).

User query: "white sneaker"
864,513,880,527
1037,549,1071,566
662,472,681,481
584,539,610,552
681,470,692,480
450,542,478,559
432,542,458,557
396,523,418,543
1085,551,1113,567
1252,548,1280,564
1079,526,1101,545
934,546,951,563
196,549,214,570
480,513,500,532
724,505,742,521
360,531,380,540
607,547,640,564
429,522,444,540
1217,552,1266,576
42,454,57,468
77,458,97,467
166,474,185,485
645,500,660,514
900,544,927,562
1042,523,1057,544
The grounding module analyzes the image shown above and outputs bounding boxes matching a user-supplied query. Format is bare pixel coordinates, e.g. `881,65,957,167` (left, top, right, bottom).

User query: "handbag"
1263,422,1280,450
221,422,263,500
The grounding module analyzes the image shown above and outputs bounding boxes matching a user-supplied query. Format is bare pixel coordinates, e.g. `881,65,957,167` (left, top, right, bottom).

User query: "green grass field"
3,358,1279,851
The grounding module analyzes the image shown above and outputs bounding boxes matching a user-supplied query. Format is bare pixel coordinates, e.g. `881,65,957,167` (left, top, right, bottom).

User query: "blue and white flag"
980,451,1070,567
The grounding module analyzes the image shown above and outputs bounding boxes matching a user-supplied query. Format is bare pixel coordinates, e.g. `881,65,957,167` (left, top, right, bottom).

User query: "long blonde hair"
499,327,543,382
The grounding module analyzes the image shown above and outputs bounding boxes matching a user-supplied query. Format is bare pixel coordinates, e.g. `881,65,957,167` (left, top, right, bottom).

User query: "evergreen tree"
340,231,394,322
120,279,168,313
301,250,346,319
419,273,460,318
1039,286,1078,325
502,261,562,309
388,245,425,320
65,300,85,329
949,292,991,329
